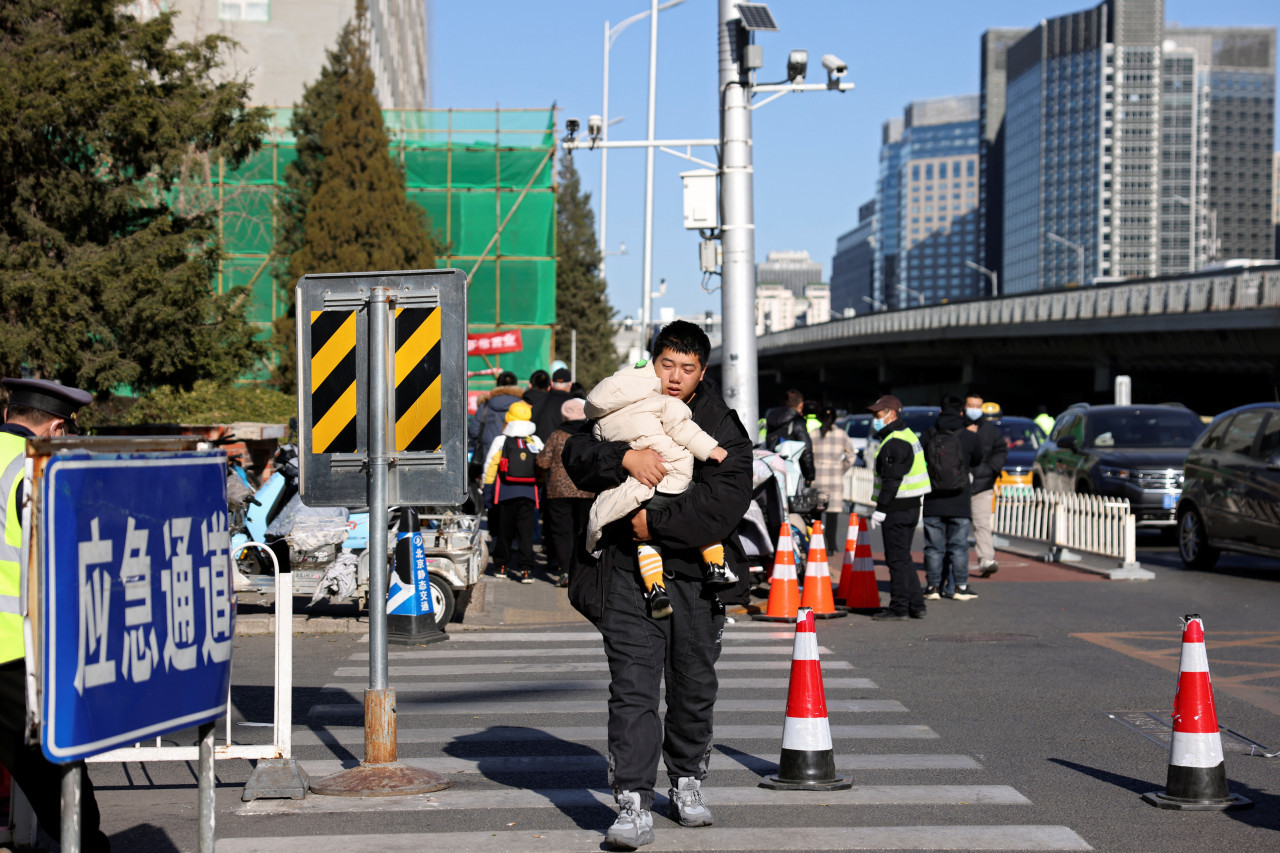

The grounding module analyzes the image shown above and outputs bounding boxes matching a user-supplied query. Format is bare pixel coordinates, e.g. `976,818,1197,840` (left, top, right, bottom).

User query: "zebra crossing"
221,621,1092,852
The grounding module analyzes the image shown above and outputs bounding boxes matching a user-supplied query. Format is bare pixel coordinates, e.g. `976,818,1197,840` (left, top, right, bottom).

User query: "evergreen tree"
278,3,442,388
268,16,362,390
0,0,270,393
555,156,617,389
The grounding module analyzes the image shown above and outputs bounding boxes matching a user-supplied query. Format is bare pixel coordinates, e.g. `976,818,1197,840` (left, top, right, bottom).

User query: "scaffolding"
206,106,558,383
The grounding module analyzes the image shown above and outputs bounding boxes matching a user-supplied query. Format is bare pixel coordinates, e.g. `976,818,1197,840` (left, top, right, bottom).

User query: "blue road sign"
39,451,233,763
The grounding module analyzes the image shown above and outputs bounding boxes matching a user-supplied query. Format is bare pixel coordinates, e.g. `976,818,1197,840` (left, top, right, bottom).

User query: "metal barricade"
994,487,1143,577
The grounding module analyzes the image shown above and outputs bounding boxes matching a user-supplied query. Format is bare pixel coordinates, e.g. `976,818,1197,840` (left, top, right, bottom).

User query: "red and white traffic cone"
799,521,845,620
759,608,851,791
752,523,801,623
1142,614,1252,810
835,514,880,611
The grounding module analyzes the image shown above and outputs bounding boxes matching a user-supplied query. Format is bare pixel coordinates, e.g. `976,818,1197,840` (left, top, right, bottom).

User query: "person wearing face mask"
866,394,931,621
0,379,112,853
964,393,1008,578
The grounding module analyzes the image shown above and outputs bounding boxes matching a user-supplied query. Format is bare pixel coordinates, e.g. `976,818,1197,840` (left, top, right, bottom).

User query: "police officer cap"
866,394,903,414
2,378,92,419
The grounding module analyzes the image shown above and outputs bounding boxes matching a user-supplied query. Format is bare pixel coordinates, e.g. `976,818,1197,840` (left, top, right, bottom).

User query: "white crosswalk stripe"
229,625,1092,851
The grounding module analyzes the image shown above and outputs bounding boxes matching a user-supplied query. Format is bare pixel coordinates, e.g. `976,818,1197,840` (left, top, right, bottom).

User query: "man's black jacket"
562,380,753,584
967,416,1009,493
922,410,984,518
763,406,815,483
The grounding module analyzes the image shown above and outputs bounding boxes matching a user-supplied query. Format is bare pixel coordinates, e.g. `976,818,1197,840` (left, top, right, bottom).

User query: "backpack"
498,436,537,484
923,429,968,492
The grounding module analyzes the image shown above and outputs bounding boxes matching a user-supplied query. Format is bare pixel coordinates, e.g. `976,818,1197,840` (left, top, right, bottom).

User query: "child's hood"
584,363,662,418
502,420,537,437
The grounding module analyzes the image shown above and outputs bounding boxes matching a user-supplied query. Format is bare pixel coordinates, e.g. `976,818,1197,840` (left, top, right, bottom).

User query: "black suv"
1031,405,1205,527
1177,403,1280,570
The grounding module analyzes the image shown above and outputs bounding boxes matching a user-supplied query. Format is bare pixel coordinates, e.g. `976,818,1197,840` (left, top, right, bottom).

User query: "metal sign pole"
60,764,80,853
197,722,216,853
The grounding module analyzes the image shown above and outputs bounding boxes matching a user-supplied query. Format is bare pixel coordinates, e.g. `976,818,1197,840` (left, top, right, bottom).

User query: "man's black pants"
881,505,925,616
543,497,591,578
597,559,724,810
0,663,110,852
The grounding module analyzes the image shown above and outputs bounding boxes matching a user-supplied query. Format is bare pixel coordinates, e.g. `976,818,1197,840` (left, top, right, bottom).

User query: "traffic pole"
310,287,450,797
718,0,759,435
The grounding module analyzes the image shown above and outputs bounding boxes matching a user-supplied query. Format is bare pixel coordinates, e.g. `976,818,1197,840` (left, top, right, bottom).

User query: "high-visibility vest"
0,432,26,665
872,424,932,502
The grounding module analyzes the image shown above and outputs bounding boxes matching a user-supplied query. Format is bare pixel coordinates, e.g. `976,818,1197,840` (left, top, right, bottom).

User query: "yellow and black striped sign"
394,307,442,452
309,310,358,454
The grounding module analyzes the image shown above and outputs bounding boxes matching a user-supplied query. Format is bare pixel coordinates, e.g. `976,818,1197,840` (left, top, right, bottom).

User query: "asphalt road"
82,540,1280,853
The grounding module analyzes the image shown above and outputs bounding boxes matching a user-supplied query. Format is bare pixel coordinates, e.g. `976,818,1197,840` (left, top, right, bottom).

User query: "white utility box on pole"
681,169,718,230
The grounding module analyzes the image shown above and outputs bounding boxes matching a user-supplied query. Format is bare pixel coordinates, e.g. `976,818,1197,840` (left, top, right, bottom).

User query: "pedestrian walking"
562,320,752,850
481,400,543,583
811,406,854,543
0,378,111,853
965,393,1008,578
532,367,574,441
763,389,815,486
921,396,984,601
536,398,594,588
522,368,551,410
866,394,932,621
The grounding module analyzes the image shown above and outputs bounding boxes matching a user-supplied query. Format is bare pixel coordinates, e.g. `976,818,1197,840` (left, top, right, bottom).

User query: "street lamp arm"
608,0,686,47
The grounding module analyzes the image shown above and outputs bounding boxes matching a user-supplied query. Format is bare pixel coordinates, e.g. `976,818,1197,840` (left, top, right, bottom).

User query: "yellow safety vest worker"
872,424,932,503
0,432,26,665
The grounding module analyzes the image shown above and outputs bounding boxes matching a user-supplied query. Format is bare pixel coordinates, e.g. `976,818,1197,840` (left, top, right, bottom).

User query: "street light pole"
964,259,999,297
718,0,758,432
862,294,887,312
896,284,925,307
640,0,659,355
1046,232,1085,287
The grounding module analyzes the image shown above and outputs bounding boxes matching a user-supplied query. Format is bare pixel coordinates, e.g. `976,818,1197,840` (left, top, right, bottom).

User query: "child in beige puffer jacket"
584,360,734,618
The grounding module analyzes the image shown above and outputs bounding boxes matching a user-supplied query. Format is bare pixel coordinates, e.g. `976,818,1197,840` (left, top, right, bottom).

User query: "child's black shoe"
647,585,673,619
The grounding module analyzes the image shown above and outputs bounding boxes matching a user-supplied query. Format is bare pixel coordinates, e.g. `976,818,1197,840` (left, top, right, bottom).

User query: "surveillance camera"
565,117,580,135
822,54,847,78
786,49,808,83
587,115,602,138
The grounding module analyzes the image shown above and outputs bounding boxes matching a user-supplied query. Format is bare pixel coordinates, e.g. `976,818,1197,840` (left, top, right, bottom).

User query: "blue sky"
429,1,1279,319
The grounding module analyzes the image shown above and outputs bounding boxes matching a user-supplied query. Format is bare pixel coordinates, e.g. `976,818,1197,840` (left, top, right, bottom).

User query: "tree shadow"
443,726,613,831
1048,758,1279,830
107,822,183,853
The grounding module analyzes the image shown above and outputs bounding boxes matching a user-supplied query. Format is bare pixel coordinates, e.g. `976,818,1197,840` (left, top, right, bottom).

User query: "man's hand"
869,510,886,529
709,446,727,463
631,509,651,541
623,448,667,487
966,423,978,433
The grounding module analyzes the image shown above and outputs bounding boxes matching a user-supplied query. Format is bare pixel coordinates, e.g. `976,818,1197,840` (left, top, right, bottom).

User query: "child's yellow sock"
637,544,665,592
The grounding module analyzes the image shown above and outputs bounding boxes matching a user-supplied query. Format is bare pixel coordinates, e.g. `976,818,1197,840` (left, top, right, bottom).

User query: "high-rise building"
978,28,1030,292
874,96,982,310
831,200,876,314
756,250,824,297
1162,26,1275,264
1003,0,1165,294
999,0,1274,292
1274,151,1280,257
149,1,429,109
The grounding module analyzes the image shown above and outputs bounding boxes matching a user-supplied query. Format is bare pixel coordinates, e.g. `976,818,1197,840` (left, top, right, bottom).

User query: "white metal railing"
843,466,875,509
86,542,295,764
736,266,1280,356
994,487,1136,566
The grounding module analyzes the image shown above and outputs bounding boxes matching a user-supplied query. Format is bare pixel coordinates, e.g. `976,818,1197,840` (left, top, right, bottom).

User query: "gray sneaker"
605,790,654,850
667,777,714,827
951,585,978,601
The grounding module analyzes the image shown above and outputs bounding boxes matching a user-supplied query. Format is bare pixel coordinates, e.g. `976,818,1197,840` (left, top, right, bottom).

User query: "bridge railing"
755,266,1280,353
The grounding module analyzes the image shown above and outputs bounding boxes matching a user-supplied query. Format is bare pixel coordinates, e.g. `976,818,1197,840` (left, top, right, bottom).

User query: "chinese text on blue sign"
40,452,233,762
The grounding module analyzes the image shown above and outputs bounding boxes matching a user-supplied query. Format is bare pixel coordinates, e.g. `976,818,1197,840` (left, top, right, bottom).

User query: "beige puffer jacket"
583,363,720,549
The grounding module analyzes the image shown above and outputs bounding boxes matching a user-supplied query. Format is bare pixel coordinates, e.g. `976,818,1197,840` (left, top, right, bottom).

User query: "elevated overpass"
709,263,1280,416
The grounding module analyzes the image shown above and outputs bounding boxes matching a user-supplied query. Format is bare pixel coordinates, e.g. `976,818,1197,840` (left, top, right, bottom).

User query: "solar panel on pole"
735,3,778,31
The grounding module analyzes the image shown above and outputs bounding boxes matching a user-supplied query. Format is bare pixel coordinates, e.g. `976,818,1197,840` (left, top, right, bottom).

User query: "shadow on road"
1049,758,1280,831
108,822,182,852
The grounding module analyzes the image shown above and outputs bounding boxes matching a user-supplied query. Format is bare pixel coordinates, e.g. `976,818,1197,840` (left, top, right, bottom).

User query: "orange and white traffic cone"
760,608,851,791
752,523,801,623
835,514,880,611
799,520,845,619
1142,614,1252,811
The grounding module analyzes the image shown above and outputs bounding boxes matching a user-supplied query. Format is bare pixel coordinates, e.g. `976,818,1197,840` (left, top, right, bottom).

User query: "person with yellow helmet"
867,394,931,621
0,378,111,852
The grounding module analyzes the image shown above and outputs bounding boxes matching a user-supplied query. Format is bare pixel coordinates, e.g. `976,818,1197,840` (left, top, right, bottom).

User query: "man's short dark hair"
529,369,550,390
651,319,710,368
941,394,964,412
496,371,518,387
4,402,57,428
784,389,805,408
965,391,984,402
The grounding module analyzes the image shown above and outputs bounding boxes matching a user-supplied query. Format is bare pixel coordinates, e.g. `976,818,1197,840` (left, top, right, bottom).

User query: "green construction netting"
208,108,557,380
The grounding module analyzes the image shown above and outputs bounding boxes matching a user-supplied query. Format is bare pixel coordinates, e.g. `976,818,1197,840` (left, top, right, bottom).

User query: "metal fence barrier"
994,487,1151,579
